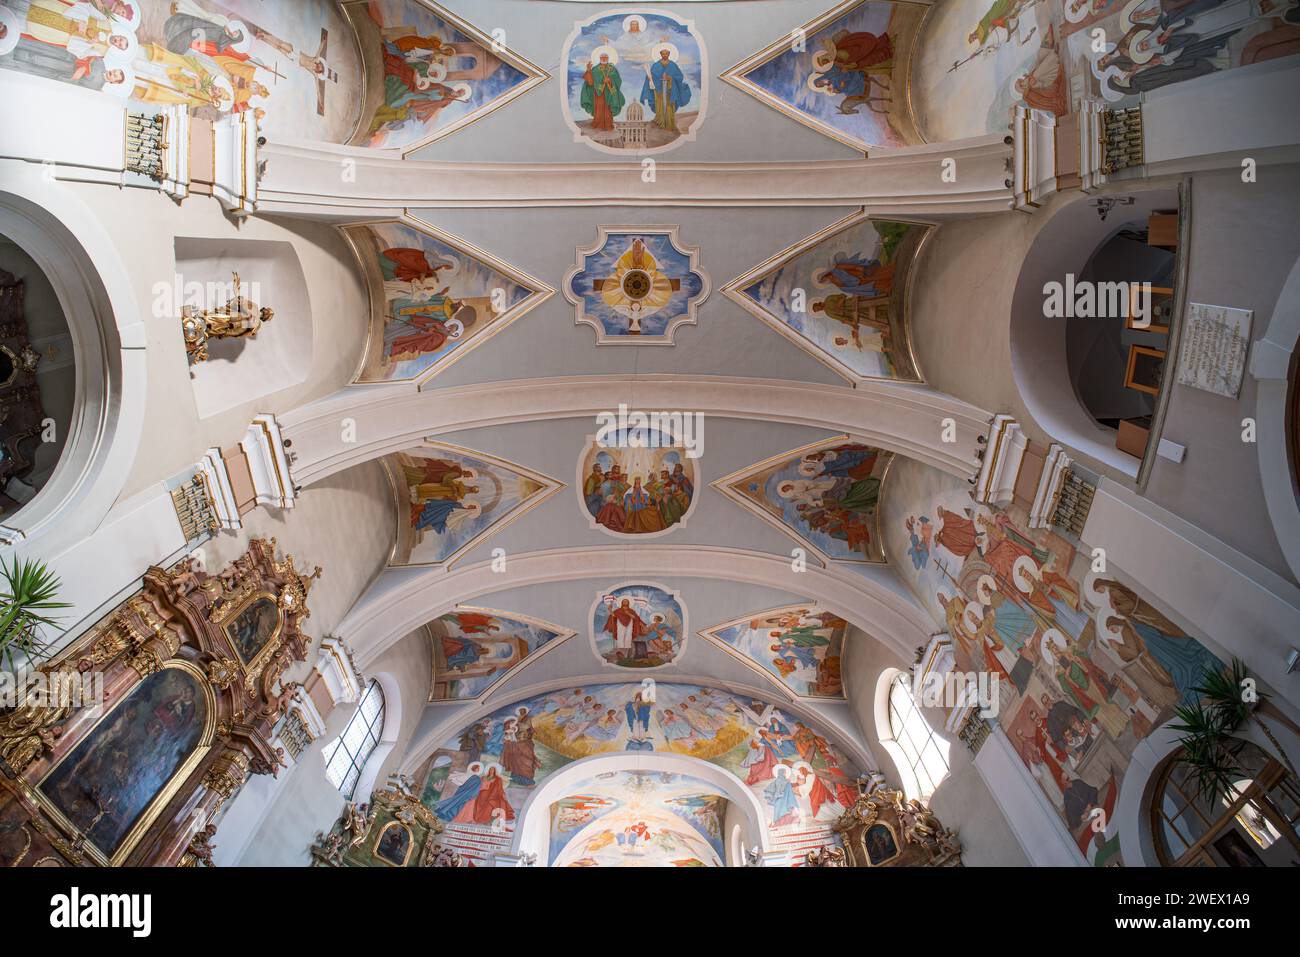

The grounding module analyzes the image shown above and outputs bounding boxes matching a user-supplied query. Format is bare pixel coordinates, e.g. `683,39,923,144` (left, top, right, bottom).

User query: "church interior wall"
52,182,369,502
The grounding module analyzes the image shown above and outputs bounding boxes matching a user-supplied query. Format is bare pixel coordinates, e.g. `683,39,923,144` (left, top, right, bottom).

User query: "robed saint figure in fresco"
581,52,624,131
640,47,690,132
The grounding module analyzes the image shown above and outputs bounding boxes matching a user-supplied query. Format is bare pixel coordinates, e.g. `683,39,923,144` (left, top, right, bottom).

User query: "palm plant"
1171,658,1300,805
0,555,70,672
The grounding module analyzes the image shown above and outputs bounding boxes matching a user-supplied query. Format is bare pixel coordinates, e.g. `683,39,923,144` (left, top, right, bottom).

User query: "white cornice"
339,544,936,670
279,374,993,487
256,135,1014,217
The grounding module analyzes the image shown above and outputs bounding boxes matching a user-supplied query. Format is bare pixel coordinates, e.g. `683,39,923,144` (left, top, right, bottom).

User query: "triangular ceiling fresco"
385,441,562,566
345,216,552,383
427,607,575,703
720,0,926,153
714,435,893,564
723,209,927,382
701,604,848,700
343,0,549,154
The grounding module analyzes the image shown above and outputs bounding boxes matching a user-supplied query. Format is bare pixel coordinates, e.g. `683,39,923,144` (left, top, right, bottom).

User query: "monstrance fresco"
565,226,710,344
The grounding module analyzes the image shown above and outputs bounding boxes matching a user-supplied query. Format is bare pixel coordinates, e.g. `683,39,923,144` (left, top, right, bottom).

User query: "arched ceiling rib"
281,375,991,486
339,544,934,671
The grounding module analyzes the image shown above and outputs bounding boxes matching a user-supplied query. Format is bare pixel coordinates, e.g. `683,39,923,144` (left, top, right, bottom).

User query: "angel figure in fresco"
812,29,895,115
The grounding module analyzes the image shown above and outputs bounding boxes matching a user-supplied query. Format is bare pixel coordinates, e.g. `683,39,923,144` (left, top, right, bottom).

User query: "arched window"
324,680,386,799
885,672,950,800
1149,742,1300,866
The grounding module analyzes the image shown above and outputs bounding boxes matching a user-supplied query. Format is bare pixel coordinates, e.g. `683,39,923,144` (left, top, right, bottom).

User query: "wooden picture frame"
1124,345,1166,396
1125,285,1173,334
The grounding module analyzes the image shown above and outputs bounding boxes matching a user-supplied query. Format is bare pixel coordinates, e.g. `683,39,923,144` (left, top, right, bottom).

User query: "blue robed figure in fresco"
640,48,690,132
434,768,482,820
413,497,469,534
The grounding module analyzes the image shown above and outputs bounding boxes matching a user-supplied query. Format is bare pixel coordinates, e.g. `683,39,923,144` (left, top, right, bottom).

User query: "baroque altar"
0,539,319,866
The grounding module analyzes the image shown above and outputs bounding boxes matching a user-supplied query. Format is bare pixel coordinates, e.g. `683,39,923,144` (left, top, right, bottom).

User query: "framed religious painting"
35,662,216,866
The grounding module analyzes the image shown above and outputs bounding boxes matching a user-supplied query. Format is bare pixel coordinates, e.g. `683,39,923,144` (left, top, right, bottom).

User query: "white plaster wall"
908,170,1298,583
843,633,1031,866
229,630,430,867
52,182,368,502
198,459,395,645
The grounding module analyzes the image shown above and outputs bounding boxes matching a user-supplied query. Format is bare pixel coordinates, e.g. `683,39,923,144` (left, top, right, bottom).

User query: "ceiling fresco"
701,604,848,700
590,581,687,671
385,441,562,566
721,0,927,152
565,226,710,344
548,769,728,867
416,682,862,865
882,456,1229,866
561,8,708,154
427,608,575,703
345,217,552,383
724,210,928,383
578,425,699,538
343,0,547,153
715,437,894,564
0,0,364,140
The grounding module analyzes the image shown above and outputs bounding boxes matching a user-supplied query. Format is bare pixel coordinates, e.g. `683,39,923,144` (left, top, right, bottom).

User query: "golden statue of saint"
183,273,274,364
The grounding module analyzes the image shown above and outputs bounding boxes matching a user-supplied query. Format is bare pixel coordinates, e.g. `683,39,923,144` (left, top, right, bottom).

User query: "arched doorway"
509,752,770,867
1010,188,1181,477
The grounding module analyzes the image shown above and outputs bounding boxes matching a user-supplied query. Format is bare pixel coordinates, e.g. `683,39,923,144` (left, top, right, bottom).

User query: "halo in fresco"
590,582,686,670
344,0,548,154
578,427,699,538
385,441,562,566
723,209,928,382
881,455,1229,866
345,216,552,383
415,682,862,865
714,436,893,563
702,605,848,699
549,770,728,866
721,0,927,152
565,226,710,344
427,607,576,702
561,8,708,155
0,0,363,142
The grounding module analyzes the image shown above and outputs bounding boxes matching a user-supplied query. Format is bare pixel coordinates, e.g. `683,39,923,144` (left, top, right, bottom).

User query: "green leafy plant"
0,555,70,672
1171,658,1299,805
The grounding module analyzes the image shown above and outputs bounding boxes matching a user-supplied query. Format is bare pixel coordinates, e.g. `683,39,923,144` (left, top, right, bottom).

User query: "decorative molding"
1028,443,1071,530
254,138,1016,216
199,448,242,531
338,544,937,674
1077,100,1108,194
240,414,296,511
312,637,365,712
209,112,258,216
971,414,1026,507
564,225,710,345
1012,104,1060,211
